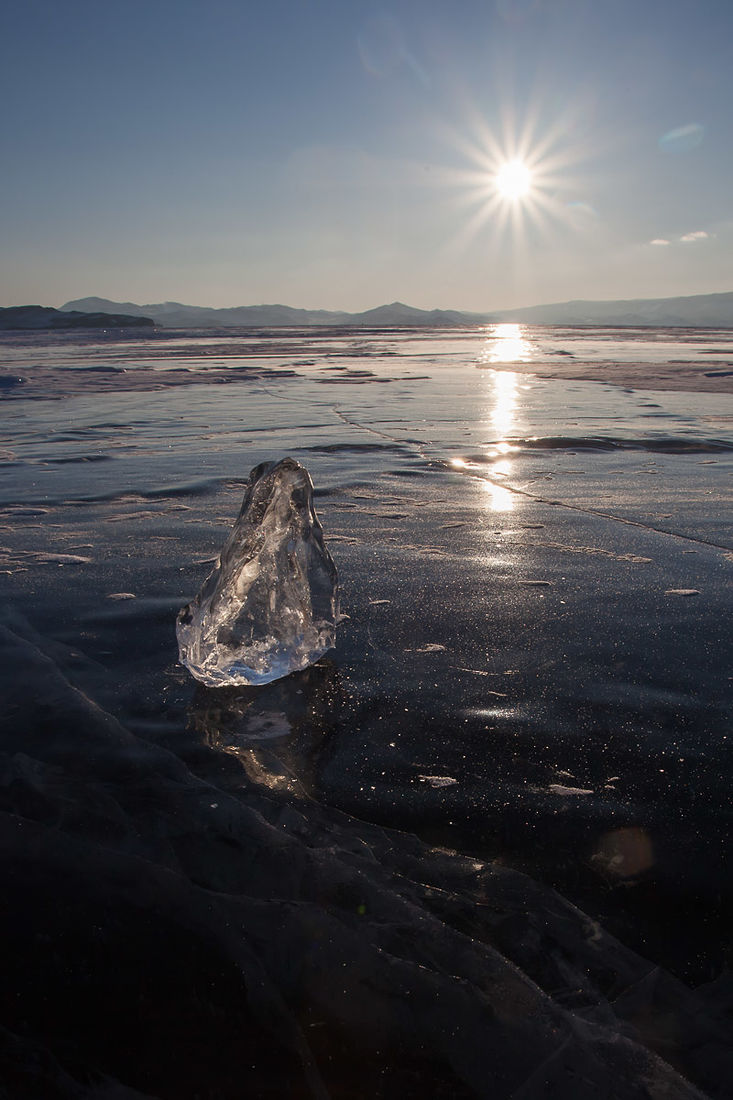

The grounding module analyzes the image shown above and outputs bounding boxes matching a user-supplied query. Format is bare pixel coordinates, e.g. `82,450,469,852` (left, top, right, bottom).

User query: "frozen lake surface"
1,324,732,1097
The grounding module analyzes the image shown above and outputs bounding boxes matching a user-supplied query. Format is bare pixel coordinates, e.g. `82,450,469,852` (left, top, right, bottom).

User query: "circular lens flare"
495,159,531,200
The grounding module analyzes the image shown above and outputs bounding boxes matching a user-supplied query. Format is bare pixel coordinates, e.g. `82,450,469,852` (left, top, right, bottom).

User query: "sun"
495,159,532,200
440,100,591,255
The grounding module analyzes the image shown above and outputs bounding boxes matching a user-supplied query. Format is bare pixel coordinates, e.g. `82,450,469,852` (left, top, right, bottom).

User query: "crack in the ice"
469,474,733,553
332,405,733,554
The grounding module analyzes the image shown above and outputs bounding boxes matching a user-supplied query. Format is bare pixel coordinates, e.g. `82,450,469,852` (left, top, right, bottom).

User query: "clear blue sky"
2,0,731,311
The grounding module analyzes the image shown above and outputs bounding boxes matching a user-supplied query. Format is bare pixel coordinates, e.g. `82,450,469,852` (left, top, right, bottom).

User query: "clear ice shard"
176,458,339,687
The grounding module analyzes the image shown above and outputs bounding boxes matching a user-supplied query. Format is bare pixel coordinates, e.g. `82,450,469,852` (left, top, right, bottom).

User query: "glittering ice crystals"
177,458,339,687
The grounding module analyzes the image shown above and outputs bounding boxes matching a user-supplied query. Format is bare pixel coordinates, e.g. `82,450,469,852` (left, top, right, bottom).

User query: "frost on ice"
177,458,339,687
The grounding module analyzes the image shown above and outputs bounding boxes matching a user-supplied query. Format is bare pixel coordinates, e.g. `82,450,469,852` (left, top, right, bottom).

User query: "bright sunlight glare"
495,159,532,200
439,97,591,264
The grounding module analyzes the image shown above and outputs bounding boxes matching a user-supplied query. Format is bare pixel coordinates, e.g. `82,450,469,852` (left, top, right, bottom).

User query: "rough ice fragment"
176,458,339,687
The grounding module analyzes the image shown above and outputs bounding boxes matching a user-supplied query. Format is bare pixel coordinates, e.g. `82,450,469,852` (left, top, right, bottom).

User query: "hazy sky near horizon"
2,0,732,312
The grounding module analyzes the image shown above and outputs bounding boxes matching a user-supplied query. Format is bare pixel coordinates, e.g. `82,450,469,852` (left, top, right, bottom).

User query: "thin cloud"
680,230,710,242
650,238,670,246
658,123,705,153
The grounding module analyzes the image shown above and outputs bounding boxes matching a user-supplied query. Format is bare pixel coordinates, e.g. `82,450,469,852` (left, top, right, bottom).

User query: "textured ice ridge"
177,458,339,687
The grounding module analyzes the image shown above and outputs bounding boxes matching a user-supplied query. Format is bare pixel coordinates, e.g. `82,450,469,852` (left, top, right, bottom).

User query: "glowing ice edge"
176,458,339,688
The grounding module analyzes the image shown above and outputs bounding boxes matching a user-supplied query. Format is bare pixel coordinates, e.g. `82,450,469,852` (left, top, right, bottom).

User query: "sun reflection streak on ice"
450,365,523,510
491,370,518,437
484,481,515,512
481,324,533,366
486,368,518,510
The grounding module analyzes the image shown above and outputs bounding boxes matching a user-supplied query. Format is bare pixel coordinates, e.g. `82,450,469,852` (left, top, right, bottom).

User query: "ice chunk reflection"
188,661,344,795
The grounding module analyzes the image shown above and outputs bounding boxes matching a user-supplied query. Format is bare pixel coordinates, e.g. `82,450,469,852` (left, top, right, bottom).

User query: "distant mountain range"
50,289,733,329
497,291,733,327
0,305,154,331
61,297,478,328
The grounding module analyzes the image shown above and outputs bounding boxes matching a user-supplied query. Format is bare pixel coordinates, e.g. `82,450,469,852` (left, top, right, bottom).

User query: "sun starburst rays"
437,96,593,265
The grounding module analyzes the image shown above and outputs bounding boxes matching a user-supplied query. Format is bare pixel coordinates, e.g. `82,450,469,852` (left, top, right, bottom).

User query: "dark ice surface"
1,325,732,1098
